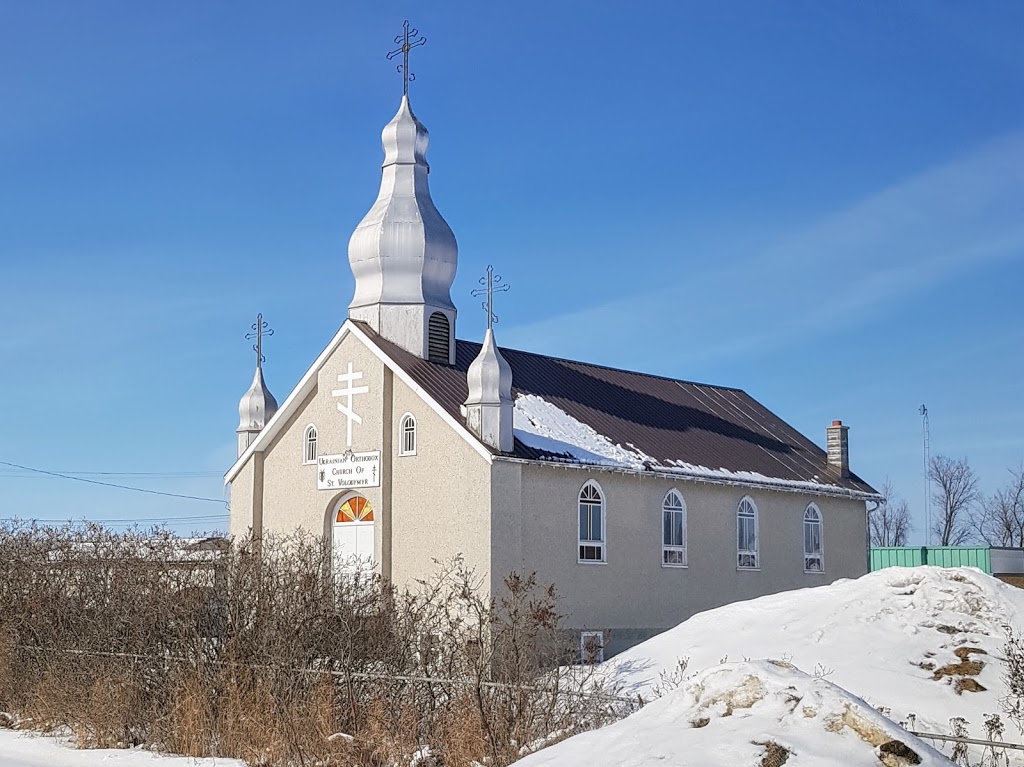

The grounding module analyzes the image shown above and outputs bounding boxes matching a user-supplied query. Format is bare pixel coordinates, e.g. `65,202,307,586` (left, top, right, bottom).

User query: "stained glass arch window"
336,496,374,523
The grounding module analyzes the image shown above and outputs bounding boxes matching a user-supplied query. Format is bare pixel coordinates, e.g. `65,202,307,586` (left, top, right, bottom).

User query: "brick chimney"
826,420,850,478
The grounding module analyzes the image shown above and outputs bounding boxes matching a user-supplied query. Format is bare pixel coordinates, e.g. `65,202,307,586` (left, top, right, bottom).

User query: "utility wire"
9,515,228,524
0,469,221,478
0,460,227,506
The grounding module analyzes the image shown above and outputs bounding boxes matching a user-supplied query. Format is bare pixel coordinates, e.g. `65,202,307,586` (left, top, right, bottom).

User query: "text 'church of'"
226,35,879,658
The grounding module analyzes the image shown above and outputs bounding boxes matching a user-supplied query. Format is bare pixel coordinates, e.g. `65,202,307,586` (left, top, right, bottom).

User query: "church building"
226,77,879,658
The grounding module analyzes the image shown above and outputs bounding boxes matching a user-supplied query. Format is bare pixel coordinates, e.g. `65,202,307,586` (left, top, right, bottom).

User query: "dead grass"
932,647,987,681
0,524,626,766
755,740,790,766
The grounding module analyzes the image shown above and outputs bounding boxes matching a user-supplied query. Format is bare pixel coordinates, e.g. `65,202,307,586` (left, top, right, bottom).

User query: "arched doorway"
331,494,374,576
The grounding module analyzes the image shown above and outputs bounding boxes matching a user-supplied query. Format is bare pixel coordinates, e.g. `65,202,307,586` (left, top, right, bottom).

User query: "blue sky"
1,2,1021,539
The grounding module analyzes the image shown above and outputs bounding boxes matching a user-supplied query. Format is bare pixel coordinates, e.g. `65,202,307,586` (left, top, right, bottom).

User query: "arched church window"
399,413,417,456
427,312,450,364
662,489,687,567
804,504,824,573
304,425,318,464
578,481,605,563
336,496,374,523
737,496,759,569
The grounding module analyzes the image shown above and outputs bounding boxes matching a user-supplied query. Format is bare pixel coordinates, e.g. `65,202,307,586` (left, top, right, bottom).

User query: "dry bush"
0,522,626,765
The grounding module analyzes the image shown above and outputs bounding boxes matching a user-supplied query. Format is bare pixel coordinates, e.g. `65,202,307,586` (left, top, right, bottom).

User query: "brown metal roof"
361,323,876,496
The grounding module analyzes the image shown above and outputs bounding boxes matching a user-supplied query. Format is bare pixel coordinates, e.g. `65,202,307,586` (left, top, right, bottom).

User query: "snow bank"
605,566,1024,760
518,660,953,766
0,729,245,767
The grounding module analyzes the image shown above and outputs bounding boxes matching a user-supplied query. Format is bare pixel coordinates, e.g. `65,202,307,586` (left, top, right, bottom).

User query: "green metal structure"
869,546,992,574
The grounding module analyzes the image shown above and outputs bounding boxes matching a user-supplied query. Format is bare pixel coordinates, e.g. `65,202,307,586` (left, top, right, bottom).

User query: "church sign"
317,451,381,490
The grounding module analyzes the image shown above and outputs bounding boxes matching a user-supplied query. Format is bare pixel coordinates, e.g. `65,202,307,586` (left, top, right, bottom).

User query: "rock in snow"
518,660,953,767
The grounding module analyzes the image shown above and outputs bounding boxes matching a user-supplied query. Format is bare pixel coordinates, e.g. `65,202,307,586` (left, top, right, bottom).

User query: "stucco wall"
491,460,868,655
228,460,255,539
256,334,386,543
228,328,493,589
388,367,493,589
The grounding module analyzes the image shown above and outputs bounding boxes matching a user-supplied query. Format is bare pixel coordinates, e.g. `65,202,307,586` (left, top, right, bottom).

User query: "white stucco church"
226,74,879,658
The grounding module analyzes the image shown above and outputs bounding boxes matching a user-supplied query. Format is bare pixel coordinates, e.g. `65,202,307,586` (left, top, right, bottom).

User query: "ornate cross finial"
471,265,511,330
386,20,426,97
245,312,274,368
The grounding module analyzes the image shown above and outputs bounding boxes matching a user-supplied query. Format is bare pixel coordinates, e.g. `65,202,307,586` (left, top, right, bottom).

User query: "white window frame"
803,503,824,573
662,489,687,568
737,496,759,570
580,630,605,664
303,424,318,465
577,480,606,564
399,413,417,456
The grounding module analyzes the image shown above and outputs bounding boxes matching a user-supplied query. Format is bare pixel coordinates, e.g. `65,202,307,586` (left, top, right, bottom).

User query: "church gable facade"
226,84,879,658
228,323,496,589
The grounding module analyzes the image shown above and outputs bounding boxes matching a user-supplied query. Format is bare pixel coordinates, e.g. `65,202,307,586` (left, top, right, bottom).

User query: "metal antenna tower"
919,404,931,545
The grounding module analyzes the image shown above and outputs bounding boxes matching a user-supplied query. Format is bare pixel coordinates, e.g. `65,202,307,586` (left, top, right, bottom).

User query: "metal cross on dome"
245,313,274,368
386,20,426,97
471,265,511,330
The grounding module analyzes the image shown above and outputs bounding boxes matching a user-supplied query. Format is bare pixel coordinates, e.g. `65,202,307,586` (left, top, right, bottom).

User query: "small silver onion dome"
464,329,514,452
237,367,278,442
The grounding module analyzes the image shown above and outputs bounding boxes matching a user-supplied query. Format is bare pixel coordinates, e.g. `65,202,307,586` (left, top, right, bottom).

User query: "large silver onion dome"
347,96,458,311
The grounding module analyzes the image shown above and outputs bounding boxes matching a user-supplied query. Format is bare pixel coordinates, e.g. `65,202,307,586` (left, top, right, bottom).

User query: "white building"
226,91,879,658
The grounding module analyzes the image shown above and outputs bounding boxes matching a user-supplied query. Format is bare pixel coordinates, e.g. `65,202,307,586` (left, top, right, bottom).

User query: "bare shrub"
929,456,982,546
0,522,624,765
871,478,913,547
1001,625,1024,736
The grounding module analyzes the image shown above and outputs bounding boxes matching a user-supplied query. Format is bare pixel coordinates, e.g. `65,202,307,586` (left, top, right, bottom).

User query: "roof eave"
493,455,881,501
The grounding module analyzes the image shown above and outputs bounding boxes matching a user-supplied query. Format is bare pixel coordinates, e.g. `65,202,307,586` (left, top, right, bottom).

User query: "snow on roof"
604,565,1021,765
517,660,953,767
514,393,860,495
513,393,648,468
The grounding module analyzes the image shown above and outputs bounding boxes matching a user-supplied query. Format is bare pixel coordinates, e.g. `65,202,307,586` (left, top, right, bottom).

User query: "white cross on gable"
331,362,369,447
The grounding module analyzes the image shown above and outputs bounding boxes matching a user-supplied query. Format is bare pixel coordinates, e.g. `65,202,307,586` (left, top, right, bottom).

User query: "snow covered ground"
595,566,1024,765
0,729,245,767
519,660,954,766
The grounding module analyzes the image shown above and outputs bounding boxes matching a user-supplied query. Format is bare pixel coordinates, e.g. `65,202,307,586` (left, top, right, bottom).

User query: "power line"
1,513,228,526
0,470,221,478
0,460,227,506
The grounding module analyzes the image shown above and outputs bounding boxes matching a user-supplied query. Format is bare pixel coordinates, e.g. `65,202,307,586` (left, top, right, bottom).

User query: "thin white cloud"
502,133,1024,367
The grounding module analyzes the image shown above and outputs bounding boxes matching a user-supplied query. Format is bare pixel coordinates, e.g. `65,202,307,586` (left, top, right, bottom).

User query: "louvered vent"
427,312,450,364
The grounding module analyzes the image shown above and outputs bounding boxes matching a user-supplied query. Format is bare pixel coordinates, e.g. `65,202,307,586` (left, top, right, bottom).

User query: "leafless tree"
928,455,982,546
870,478,913,547
974,464,1024,547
